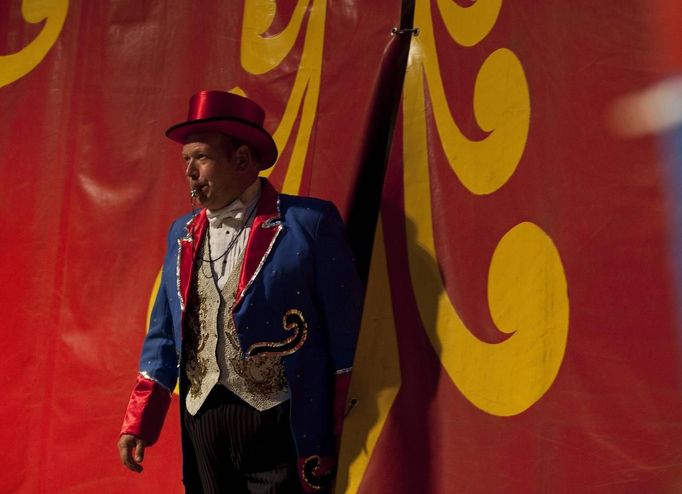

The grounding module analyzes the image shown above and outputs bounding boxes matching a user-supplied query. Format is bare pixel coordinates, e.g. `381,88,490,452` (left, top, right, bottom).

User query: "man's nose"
185,159,198,178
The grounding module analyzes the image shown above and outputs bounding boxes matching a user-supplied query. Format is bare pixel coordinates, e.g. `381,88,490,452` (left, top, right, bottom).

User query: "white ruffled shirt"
204,179,261,289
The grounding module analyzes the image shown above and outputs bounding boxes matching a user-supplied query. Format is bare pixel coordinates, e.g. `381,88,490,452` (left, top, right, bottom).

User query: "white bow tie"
206,201,246,228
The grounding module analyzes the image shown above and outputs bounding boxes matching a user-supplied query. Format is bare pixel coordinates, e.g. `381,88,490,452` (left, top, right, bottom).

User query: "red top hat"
165,90,278,169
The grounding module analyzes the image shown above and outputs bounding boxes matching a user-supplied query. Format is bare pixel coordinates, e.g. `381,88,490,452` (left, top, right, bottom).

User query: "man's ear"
234,145,254,171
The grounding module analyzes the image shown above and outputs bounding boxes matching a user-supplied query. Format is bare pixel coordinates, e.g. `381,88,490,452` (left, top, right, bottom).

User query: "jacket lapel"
235,178,282,306
177,211,207,312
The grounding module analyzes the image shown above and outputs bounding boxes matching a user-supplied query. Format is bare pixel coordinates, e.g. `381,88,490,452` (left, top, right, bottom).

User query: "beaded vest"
184,239,289,415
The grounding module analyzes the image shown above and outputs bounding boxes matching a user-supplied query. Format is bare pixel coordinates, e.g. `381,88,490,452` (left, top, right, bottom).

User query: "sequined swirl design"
247,309,308,358
301,455,334,491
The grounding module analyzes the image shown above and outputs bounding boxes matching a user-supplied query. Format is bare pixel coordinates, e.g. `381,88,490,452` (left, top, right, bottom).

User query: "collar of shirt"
205,179,261,229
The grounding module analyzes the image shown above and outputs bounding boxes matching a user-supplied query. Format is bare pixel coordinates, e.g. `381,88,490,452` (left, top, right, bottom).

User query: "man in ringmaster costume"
117,90,364,494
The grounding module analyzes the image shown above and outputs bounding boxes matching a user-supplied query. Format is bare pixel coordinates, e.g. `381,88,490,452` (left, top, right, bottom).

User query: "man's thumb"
135,441,145,462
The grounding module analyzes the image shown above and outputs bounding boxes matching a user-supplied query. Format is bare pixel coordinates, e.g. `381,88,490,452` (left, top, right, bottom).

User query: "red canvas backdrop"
0,1,400,491
2,1,682,493
338,1,682,493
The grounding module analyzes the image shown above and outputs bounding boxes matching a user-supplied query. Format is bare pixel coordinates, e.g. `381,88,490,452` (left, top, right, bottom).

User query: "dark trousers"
183,386,301,494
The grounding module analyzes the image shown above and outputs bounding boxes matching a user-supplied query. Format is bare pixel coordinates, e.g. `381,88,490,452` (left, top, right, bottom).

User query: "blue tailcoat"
122,179,364,492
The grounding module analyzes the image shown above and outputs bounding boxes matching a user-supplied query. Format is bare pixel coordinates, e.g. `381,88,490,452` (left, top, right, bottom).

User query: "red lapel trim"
235,179,281,306
177,211,207,313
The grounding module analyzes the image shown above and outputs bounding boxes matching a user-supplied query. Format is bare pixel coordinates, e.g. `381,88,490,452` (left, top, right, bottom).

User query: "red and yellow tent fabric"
1,1,681,492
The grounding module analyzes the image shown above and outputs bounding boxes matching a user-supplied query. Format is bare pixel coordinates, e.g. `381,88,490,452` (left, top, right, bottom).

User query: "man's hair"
219,134,260,166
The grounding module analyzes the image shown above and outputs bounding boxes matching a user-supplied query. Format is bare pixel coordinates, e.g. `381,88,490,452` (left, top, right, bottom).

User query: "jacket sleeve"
120,221,182,445
313,203,365,436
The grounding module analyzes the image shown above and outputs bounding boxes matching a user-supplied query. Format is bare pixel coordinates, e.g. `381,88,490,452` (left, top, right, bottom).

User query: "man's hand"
117,434,147,473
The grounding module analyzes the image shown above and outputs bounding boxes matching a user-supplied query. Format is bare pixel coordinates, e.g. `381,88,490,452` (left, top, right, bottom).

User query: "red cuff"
120,374,172,445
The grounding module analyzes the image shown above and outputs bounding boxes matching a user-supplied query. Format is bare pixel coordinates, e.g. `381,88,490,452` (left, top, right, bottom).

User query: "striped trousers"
183,385,301,494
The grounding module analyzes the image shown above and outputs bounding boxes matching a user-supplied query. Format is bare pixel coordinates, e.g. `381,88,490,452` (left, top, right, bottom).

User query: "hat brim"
165,117,278,169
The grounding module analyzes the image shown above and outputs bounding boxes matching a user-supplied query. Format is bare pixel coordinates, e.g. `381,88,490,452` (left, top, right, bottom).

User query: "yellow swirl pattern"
404,0,569,416
241,0,325,194
436,0,502,47
0,0,69,89
422,0,530,195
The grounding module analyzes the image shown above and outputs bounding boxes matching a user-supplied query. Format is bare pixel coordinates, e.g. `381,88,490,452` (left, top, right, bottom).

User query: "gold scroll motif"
404,0,569,416
0,0,69,89
241,0,326,194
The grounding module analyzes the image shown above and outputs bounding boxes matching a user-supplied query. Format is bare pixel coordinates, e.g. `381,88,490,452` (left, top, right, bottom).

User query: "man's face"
182,133,248,211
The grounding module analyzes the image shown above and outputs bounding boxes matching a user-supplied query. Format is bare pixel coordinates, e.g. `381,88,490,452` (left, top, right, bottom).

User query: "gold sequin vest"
184,239,289,415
